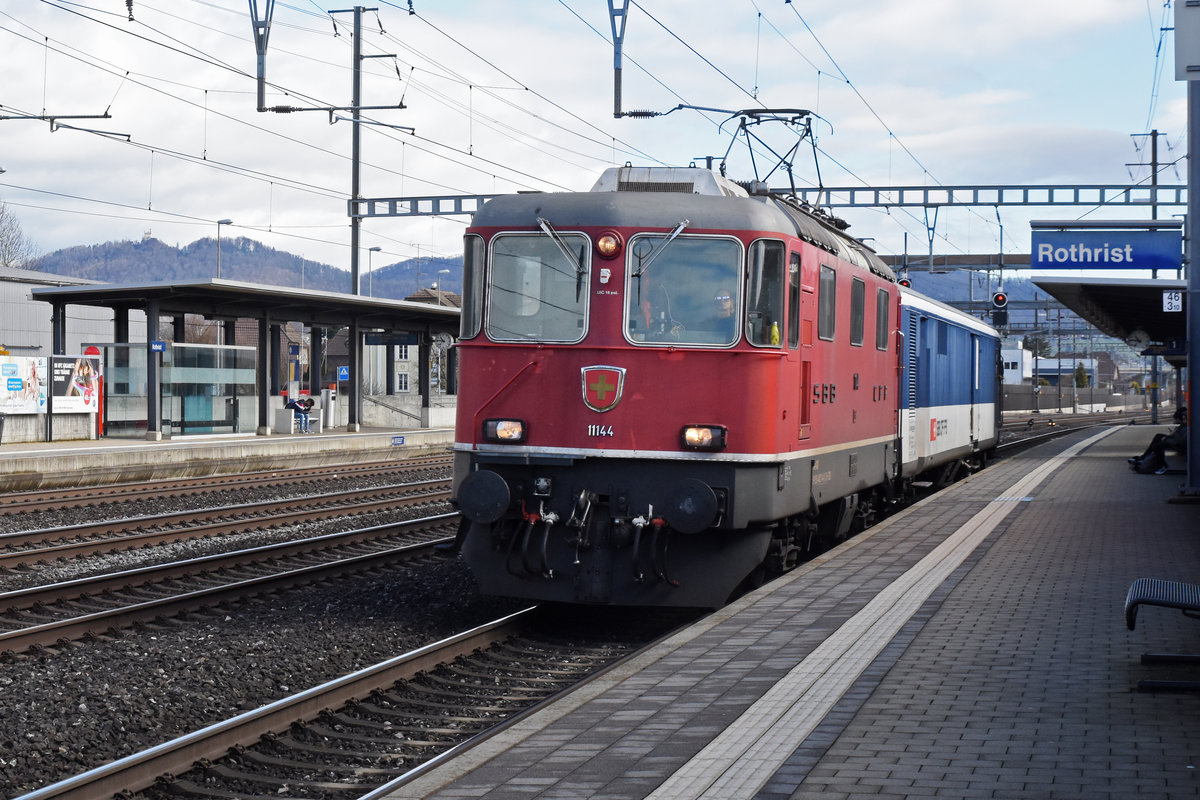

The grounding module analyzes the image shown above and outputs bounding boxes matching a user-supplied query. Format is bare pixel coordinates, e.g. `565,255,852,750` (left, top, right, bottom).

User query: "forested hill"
29,236,462,300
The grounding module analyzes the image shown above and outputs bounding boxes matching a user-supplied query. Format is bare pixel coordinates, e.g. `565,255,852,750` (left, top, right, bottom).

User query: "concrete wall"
1,413,96,444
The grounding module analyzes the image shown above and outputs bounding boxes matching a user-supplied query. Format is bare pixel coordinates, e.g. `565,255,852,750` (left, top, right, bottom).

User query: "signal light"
483,418,526,443
898,278,911,288
991,291,1008,309
596,232,622,259
681,425,728,451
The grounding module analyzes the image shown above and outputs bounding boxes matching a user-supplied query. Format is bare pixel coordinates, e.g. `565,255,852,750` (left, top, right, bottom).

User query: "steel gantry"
349,183,1186,219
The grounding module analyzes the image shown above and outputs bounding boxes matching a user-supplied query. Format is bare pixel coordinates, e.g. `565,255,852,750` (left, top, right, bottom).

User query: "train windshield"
625,235,742,346
486,233,590,342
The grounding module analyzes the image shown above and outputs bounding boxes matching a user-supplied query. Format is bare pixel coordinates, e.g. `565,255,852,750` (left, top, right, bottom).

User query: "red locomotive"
451,165,999,607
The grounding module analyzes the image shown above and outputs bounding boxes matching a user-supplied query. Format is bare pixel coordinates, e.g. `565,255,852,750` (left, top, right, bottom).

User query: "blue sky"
0,1,1184,276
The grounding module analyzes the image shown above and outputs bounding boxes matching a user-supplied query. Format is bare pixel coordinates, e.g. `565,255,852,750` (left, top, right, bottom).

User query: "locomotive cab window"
460,234,485,340
625,235,742,346
817,264,836,341
746,240,785,347
486,232,590,343
787,253,801,349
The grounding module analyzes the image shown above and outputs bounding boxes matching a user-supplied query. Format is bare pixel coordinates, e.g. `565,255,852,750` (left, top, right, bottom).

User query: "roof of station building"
31,278,460,334
1031,275,1187,366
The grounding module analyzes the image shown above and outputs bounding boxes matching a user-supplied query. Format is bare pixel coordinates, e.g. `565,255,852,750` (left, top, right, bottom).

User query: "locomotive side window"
487,233,589,343
746,240,785,347
460,234,485,340
849,277,865,347
624,235,741,346
787,253,801,349
876,288,890,350
817,264,836,341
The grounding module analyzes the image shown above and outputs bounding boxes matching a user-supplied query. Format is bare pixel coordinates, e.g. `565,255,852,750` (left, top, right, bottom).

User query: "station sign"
1030,226,1182,271
364,331,420,346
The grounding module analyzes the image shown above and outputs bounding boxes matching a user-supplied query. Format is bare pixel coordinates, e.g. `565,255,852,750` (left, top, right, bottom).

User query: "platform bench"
1125,578,1200,630
1124,578,1200,691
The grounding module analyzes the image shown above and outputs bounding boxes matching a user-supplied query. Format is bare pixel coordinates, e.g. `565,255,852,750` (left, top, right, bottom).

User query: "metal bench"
1124,578,1200,691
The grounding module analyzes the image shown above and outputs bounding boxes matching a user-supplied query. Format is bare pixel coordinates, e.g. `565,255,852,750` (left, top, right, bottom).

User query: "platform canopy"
31,278,460,438
29,278,460,333
1031,276,1187,367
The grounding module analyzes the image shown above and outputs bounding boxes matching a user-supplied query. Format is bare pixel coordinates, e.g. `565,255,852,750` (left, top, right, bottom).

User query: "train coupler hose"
540,509,558,578
630,514,648,583
650,518,679,588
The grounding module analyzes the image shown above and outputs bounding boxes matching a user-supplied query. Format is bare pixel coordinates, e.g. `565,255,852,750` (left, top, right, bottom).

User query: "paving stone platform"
385,425,1200,800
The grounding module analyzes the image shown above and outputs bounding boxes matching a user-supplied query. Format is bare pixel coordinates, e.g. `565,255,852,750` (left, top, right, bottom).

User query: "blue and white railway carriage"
899,287,1000,478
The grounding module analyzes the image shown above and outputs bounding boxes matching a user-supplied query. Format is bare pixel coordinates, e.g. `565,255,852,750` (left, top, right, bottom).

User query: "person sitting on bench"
1130,407,1187,475
284,396,312,433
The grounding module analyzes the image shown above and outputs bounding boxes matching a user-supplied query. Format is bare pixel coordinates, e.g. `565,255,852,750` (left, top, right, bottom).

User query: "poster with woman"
0,356,46,414
51,356,101,413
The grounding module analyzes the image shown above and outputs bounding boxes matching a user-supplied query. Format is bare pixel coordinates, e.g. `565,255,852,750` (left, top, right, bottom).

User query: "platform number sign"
1163,289,1183,313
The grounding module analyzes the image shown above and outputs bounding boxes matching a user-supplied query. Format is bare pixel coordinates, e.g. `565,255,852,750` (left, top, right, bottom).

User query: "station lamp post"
368,246,381,296
438,268,450,305
216,219,232,279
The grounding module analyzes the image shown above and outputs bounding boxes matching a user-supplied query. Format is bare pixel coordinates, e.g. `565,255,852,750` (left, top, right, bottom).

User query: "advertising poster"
0,356,47,414
51,356,101,413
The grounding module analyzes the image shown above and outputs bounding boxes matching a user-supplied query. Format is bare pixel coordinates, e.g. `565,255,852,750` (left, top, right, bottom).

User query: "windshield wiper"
537,217,587,300
537,217,586,277
632,218,690,278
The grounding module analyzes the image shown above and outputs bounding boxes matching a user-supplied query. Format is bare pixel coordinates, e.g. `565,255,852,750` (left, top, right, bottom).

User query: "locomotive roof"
472,167,894,282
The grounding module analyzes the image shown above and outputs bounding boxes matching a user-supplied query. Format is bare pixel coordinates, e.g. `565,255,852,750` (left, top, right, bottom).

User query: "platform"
387,425,1200,799
0,427,455,490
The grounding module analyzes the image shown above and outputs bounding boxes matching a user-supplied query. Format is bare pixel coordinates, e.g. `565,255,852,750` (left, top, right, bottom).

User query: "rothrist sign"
1029,221,1183,271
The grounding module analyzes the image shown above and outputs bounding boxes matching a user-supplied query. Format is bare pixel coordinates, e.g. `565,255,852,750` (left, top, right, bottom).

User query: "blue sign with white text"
1031,229,1181,271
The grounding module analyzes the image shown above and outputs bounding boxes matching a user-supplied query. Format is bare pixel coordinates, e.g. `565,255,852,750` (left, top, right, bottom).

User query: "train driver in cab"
701,287,737,342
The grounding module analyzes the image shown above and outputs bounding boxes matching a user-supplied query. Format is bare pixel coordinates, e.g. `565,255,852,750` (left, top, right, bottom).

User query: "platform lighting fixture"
438,268,451,305
216,219,233,279
368,246,381,296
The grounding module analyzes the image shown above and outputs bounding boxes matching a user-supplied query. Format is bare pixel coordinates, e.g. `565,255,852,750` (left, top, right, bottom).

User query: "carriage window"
787,253,801,349
746,240,785,347
817,264,836,341
850,277,865,347
625,235,741,346
460,234,485,340
486,233,589,342
876,288,889,350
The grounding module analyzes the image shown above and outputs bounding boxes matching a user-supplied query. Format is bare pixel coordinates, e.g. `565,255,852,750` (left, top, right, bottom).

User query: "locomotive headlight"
681,425,727,451
483,418,526,443
596,232,622,259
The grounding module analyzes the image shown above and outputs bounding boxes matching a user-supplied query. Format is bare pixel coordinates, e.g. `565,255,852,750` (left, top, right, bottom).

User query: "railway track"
0,513,458,655
16,606,694,800
0,479,451,567
0,457,453,516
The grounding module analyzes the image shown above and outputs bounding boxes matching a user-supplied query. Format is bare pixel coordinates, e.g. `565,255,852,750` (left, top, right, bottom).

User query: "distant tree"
0,199,37,268
1023,333,1053,358
1074,362,1090,388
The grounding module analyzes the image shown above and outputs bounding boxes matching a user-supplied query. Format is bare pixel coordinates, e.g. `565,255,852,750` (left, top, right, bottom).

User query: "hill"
28,236,463,300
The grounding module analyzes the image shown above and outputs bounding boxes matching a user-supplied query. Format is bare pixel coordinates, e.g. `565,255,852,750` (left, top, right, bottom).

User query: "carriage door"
788,252,813,439
970,334,980,443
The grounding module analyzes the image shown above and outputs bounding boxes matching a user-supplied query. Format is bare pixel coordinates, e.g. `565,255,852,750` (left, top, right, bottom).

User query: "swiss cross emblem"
581,365,626,412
